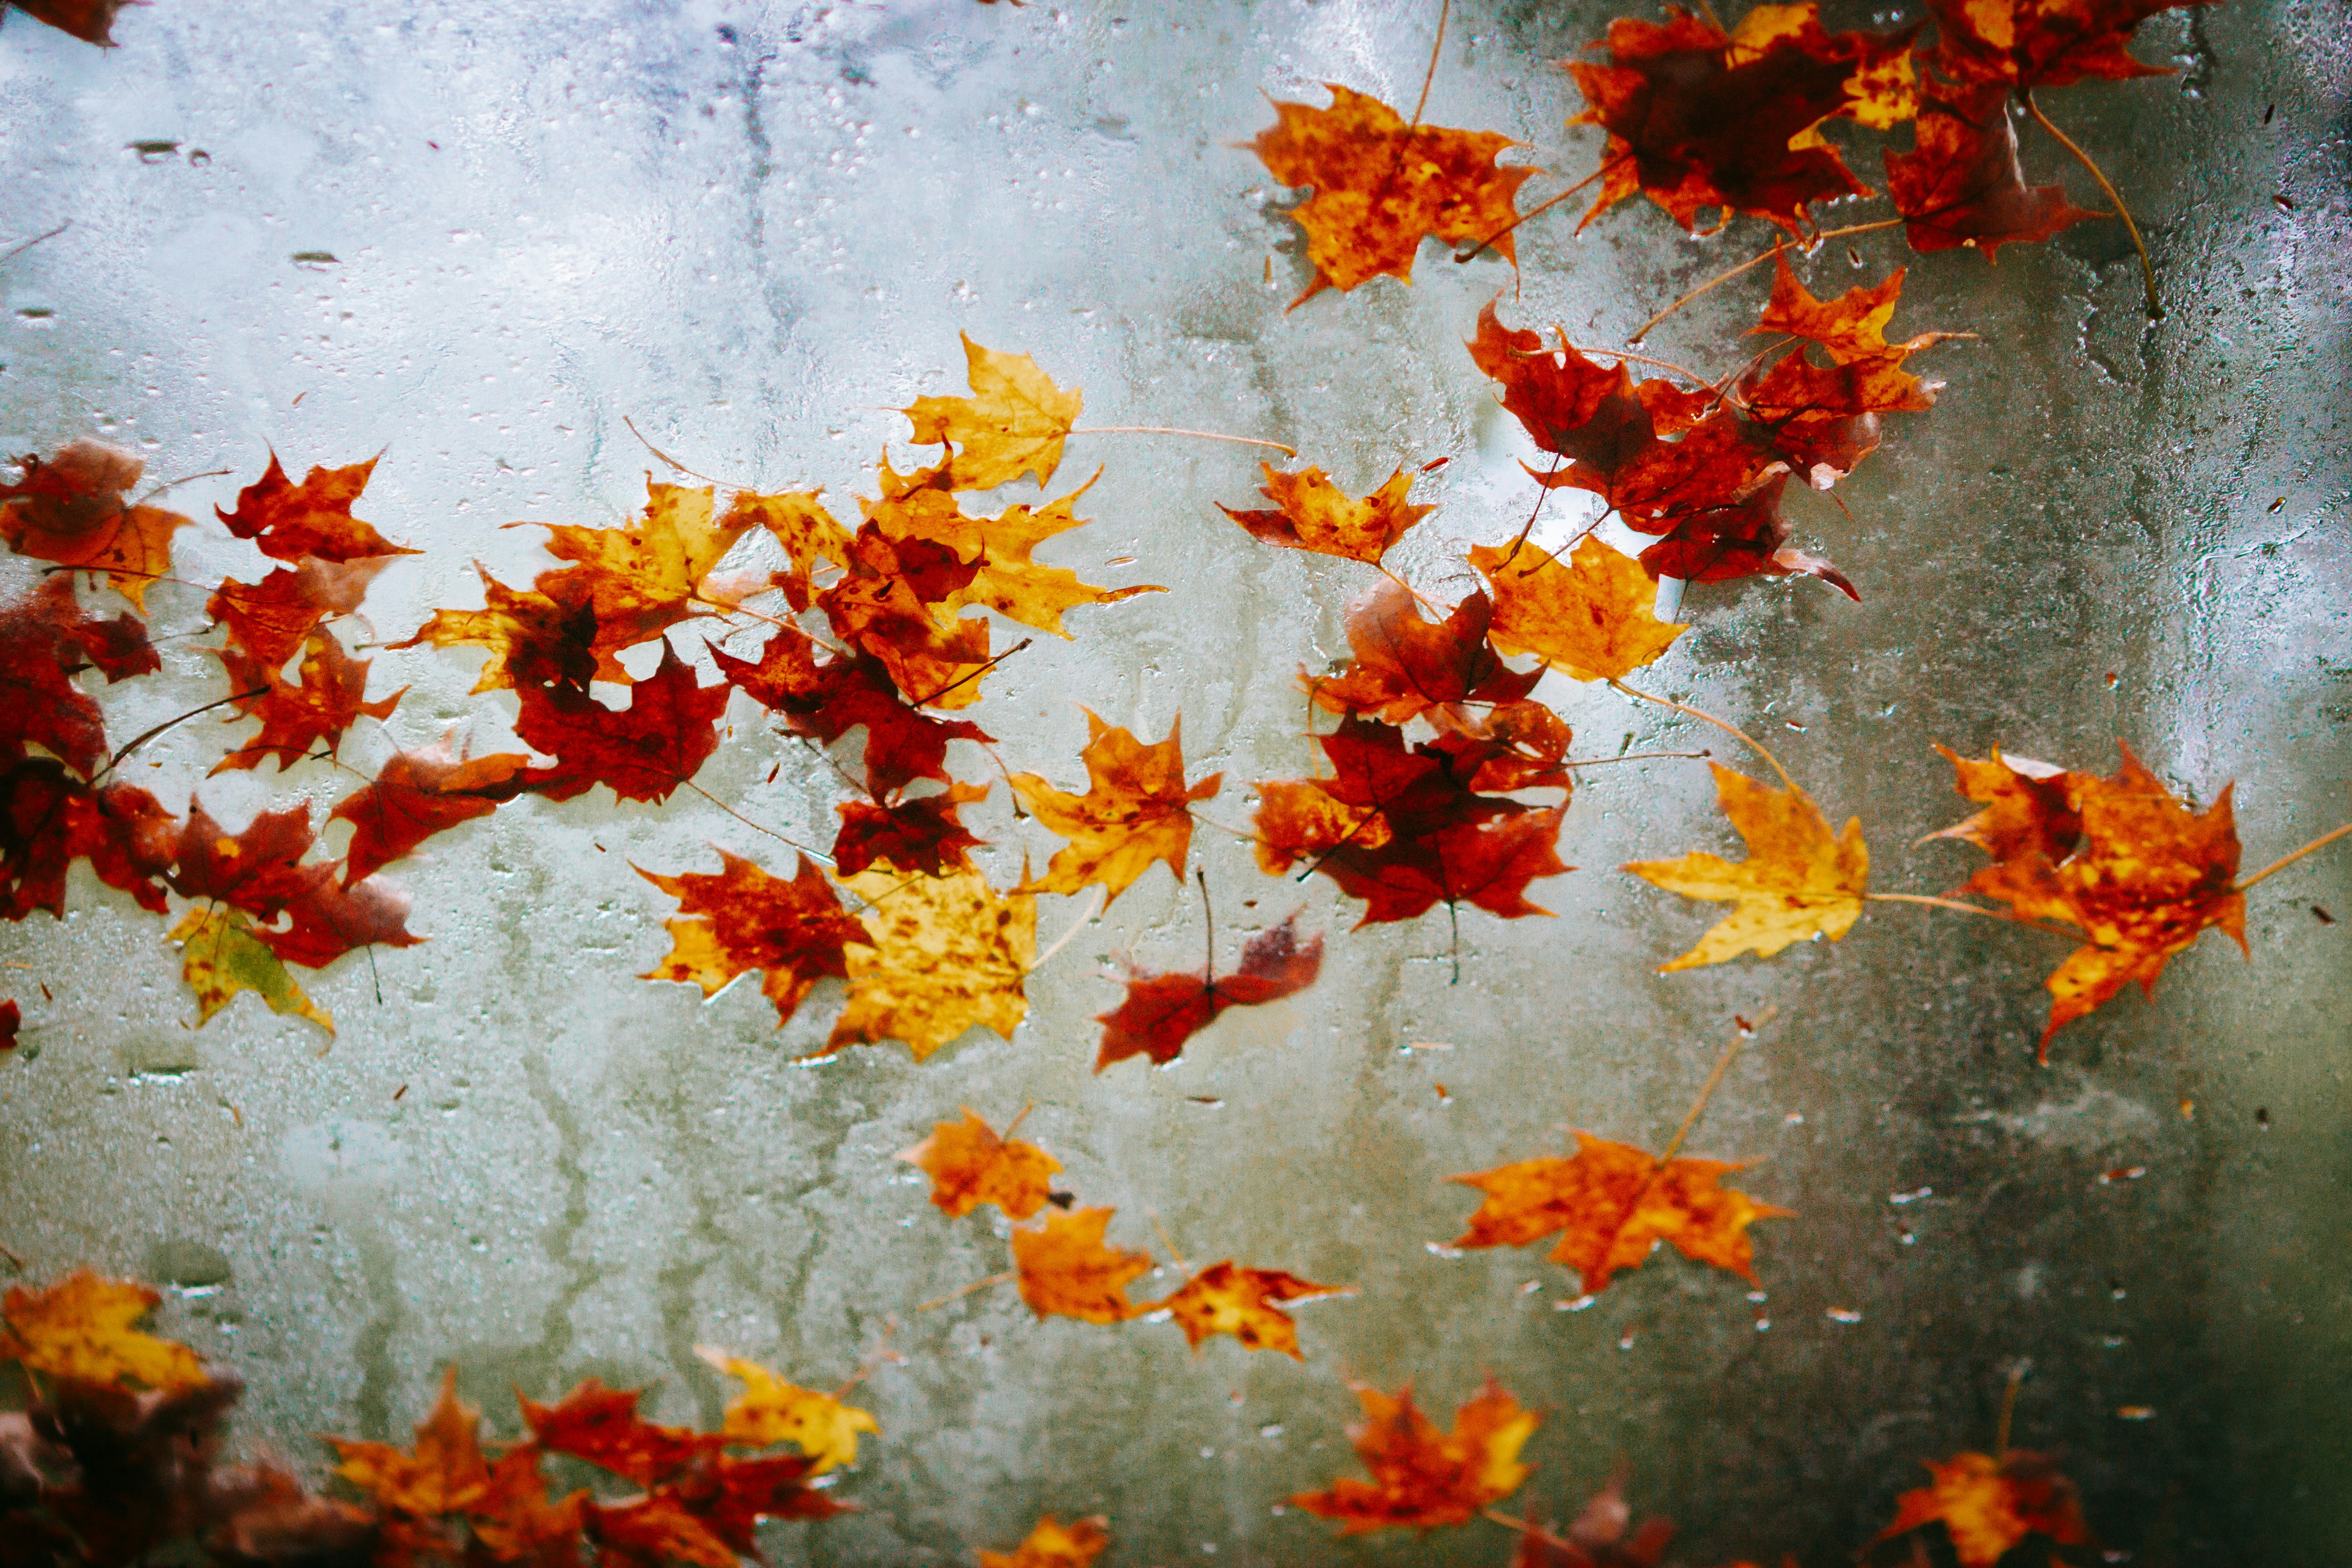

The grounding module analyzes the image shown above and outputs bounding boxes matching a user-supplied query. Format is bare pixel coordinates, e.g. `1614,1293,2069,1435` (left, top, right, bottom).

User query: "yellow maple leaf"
0,1270,207,1392
829,862,1035,1059
1010,710,1221,906
1624,764,1868,970
330,1367,494,1514
718,488,853,608
1469,535,1687,683
1217,464,1435,564
696,1347,879,1474
902,335,1083,492
169,906,335,1035
978,1515,1112,1568
1148,1261,1349,1359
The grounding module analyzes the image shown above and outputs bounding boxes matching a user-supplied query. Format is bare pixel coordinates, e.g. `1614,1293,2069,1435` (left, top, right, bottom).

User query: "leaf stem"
1452,155,1627,264
914,1271,1015,1314
1409,0,1452,127
1068,426,1298,458
93,689,270,782
1627,219,1904,343
1559,749,1711,768
1608,679,1797,794
1659,1008,1770,1166
2233,820,2352,892
911,637,1034,708
1864,891,2084,944
680,781,832,862
624,416,761,490
1025,884,1106,975
1545,338,1717,388
0,220,70,265
1995,1364,2025,1458
2021,90,2161,319
1497,454,1565,566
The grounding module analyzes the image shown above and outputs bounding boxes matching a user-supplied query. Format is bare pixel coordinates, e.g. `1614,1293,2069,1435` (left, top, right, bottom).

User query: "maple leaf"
1566,6,1915,235
1935,744,2243,1052
1738,256,1956,487
390,565,598,696
250,874,422,970
0,1270,208,1392
0,999,17,1052
167,905,335,1034
216,454,416,563
1624,763,1869,970
1010,711,1220,906
978,1515,1112,1568
1469,537,1688,684
1253,717,1570,926
0,440,190,609
1250,84,1534,308
329,1367,492,1515
514,642,728,804
328,734,530,884
214,632,406,774
1147,1261,1348,1358
1291,1380,1539,1533
469,1447,593,1565
1873,1449,2092,1568
167,799,323,919
0,577,159,778
696,1347,878,1474
830,861,1035,1060
1309,582,1541,729
1218,464,1436,564
1094,912,1324,1071
710,624,991,798
519,1380,727,1489
1513,1472,1678,1568
637,850,869,1028
833,781,989,878
11,0,132,44
818,524,995,710
0,764,178,918
521,479,774,677
1924,0,2213,90
903,335,1084,492
1886,86,2101,258
898,1107,1063,1220
208,554,394,671
1451,1131,1790,1294
1011,1206,1152,1323
717,488,853,611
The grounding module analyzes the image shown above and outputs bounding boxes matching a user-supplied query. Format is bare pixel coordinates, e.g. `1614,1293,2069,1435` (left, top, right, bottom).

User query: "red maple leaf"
0,577,158,778
513,642,728,805
1309,583,1539,731
209,556,396,671
1925,0,2213,90
1095,911,1324,1070
215,454,416,563
833,781,989,877
390,565,601,696
167,800,324,920
710,625,990,798
254,876,422,969
1885,85,2101,257
327,735,531,885
815,525,992,709
214,632,406,774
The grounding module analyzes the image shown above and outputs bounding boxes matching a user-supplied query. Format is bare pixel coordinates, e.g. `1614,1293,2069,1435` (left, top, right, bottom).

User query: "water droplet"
1826,1307,1863,1324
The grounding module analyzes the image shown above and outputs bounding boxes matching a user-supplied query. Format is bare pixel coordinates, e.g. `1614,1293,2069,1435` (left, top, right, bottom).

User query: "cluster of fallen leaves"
0,1267,2102,1568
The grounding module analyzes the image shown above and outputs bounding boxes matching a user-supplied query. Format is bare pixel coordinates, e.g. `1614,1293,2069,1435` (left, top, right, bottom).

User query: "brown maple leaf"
829,861,1035,1060
637,849,870,1027
1872,1449,2092,1568
1218,463,1436,564
1291,1380,1539,1533
1623,763,1869,969
1469,537,1688,684
1566,6,1916,235
1094,911,1323,1070
897,1107,1063,1220
328,734,530,884
1010,1206,1152,1323
0,1271,208,1392
1925,0,2214,90
214,632,406,774
1147,1261,1348,1358
1251,84,1534,308
390,565,598,696
833,781,989,878
710,623,991,798
1886,85,2101,258
0,440,191,609
0,576,159,779
1308,582,1541,730
902,335,1084,492
977,1515,1111,1568
1934,744,2243,1053
216,454,416,563
1451,1131,1790,1294
1513,1471,1678,1568
1010,711,1221,906
1254,716,1570,927
513,642,728,804
208,554,394,671
330,1368,493,1516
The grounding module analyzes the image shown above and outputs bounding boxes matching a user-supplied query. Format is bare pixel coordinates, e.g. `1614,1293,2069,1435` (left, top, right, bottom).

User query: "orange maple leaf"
328,733,530,885
1250,85,1534,308
637,849,871,1028
0,440,191,610
1094,912,1324,1071
1470,536,1688,684
1011,1206,1152,1324
521,478,771,677
1451,1131,1790,1294
818,524,996,710
1291,1380,1539,1533
209,554,394,671
1934,744,2244,1054
1925,0,2213,89
1146,1260,1348,1358
329,1367,493,1516
0,1269,207,1392
1874,1449,2092,1568
214,631,406,774
897,1107,1063,1220
1218,463,1436,564
1308,581,1540,731
216,453,416,563
1010,711,1221,906
978,1515,1111,1568
1623,763,1869,970
1738,256,1956,487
